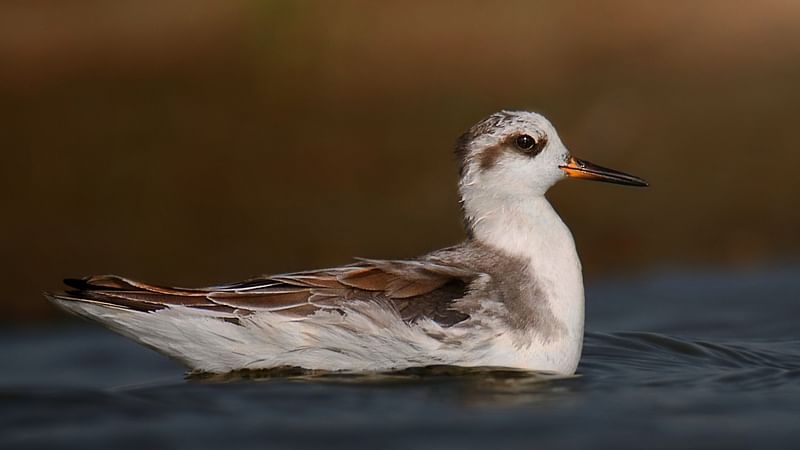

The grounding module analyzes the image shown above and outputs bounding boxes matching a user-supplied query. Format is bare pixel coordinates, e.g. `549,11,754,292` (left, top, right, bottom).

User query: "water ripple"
582,332,800,390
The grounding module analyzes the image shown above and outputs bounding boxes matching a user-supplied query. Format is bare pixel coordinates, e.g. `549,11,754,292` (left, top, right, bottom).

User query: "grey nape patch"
454,111,516,176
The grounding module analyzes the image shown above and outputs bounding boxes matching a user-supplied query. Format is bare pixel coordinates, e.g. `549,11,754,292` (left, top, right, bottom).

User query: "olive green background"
2,1,799,321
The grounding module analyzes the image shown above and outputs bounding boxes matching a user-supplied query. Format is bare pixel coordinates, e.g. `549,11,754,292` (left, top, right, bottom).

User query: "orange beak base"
559,157,648,187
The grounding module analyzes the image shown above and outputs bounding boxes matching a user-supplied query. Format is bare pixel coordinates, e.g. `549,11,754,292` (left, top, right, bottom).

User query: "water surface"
2,267,799,449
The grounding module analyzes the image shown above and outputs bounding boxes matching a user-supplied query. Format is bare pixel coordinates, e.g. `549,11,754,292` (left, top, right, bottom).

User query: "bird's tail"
44,276,246,372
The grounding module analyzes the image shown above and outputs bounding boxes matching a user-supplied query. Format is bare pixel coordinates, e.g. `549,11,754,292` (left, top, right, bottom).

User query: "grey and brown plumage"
47,111,646,374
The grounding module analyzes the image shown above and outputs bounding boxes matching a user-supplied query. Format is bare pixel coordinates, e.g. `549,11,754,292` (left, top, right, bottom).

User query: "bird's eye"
515,134,536,150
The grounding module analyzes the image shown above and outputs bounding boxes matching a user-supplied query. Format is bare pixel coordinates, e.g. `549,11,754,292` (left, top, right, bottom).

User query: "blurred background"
2,0,799,322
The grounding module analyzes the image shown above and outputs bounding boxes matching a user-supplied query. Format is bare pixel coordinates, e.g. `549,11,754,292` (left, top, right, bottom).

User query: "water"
2,267,800,449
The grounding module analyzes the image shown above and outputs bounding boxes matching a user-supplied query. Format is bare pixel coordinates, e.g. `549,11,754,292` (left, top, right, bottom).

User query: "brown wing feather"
54,259,479,326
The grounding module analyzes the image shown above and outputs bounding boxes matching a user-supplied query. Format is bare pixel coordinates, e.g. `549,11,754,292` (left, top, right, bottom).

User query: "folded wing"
52,259,480,326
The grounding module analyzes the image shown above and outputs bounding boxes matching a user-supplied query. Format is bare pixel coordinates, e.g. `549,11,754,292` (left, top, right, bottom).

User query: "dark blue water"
2,267,800,449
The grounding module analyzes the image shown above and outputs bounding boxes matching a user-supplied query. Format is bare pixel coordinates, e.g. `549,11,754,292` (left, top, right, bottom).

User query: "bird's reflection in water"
188,365,583,407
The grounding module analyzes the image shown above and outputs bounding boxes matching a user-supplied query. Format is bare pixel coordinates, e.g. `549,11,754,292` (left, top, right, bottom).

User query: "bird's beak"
559,156,648,187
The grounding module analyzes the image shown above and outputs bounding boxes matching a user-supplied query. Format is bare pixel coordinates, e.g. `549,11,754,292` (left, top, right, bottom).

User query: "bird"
46,110,647,375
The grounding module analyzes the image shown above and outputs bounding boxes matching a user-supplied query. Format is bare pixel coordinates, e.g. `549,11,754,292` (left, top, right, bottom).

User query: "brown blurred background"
2,1,799,322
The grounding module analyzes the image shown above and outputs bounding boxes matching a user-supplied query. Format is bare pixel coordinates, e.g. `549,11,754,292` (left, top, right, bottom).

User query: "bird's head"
455,111,647,233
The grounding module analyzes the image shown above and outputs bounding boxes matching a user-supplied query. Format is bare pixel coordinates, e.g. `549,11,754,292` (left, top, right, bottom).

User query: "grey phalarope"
47,111,647,375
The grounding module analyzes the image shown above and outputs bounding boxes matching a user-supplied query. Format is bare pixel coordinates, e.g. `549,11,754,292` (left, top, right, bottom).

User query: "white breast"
465,196,586,374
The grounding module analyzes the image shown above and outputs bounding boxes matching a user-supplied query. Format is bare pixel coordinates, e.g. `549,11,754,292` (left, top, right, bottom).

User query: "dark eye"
515,134,536,150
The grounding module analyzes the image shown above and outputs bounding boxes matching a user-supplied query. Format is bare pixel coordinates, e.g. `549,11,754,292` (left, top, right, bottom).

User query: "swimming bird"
46,111,647,375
